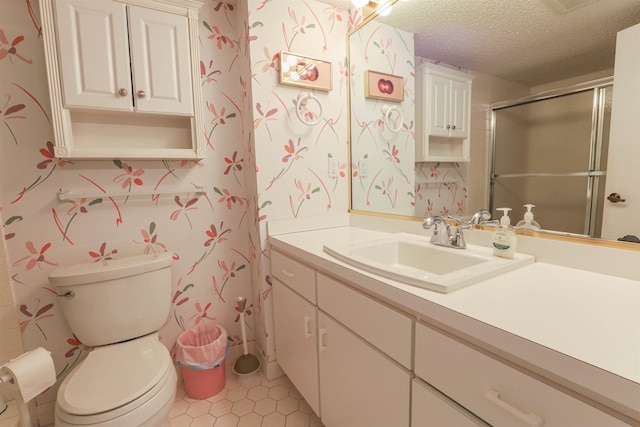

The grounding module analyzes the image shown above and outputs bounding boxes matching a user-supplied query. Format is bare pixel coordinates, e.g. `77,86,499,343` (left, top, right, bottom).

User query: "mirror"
322,0,640,244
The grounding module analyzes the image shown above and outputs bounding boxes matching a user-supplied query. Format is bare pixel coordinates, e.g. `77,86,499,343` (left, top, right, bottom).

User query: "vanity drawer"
415,322,628,427
271,250,316,303
317,273,412,368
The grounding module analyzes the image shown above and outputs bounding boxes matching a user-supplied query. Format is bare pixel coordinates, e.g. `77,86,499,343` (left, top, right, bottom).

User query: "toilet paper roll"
0,347,56,402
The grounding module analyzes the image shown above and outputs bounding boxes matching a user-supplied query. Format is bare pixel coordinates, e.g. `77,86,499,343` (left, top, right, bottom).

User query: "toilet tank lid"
49,252,172,287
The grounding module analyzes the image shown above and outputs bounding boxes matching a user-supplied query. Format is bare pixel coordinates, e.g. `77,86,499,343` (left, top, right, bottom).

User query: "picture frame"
279,51,332,92
364,70,404,102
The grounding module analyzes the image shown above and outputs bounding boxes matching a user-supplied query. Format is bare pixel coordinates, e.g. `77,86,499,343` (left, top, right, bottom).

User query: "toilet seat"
56,334,176,425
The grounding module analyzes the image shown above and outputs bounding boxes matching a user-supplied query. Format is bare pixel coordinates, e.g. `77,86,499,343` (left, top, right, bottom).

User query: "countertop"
267,220,640,421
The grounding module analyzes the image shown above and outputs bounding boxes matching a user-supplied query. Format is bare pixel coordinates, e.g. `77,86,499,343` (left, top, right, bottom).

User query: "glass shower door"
491,85,611,237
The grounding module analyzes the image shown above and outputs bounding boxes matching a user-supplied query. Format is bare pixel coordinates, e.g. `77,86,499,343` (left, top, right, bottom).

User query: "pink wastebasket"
176,323,228,399
180,360,226,399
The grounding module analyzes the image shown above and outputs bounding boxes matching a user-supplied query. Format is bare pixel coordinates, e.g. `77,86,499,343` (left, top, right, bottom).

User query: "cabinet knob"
118,88,128,97
451,124,456,130
446,124,451,129
137,90,146,99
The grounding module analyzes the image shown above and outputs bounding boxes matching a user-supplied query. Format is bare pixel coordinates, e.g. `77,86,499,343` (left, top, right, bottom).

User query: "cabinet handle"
303,316,312,338
118,88,128,97
319,328,327,352
446,124,451,129
485,389,544,427
451,124,456,130
137,90,146,98
280,269,295,278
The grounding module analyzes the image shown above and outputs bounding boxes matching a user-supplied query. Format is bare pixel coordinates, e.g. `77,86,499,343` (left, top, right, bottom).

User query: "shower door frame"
489,77,613,237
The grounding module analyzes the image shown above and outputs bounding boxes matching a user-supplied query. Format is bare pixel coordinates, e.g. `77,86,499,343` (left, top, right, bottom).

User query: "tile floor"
169,371,323,427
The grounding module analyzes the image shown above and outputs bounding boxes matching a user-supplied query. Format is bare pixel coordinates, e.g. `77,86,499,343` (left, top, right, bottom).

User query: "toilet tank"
49,252,173,347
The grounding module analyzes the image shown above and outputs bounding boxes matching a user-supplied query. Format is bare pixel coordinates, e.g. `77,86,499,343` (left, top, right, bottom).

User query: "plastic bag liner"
175,323,228,370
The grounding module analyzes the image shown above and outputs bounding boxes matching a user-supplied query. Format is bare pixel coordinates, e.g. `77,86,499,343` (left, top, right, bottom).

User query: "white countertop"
267,221,640,420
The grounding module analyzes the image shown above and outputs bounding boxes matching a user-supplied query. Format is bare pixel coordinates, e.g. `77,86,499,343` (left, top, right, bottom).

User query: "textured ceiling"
316,0,640,86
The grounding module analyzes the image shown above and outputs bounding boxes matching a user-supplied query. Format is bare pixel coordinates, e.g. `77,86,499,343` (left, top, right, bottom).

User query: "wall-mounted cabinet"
40,0,206,159
416,62,474,162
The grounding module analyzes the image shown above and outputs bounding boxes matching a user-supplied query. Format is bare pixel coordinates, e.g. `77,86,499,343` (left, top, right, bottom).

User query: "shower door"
490,83,612,237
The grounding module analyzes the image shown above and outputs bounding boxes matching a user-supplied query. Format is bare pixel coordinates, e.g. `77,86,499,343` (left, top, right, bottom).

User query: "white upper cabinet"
41,0,205,159
416,62,474,162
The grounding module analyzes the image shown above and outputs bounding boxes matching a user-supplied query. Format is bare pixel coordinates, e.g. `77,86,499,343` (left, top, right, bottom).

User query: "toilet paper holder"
0,347,57,427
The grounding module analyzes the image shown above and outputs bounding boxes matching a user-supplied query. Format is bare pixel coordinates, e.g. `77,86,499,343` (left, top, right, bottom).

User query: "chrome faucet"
422,215,472,249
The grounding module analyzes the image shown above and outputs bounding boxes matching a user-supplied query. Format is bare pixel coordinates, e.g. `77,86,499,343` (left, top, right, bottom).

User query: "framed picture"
279,51,332,92
364,70,404,102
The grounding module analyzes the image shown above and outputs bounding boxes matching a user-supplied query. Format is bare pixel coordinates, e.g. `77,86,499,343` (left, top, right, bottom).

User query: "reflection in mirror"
333,0,640,244
491,82,612,237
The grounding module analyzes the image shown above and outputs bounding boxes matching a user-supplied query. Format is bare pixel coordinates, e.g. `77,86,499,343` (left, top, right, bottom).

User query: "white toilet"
48,252,176,427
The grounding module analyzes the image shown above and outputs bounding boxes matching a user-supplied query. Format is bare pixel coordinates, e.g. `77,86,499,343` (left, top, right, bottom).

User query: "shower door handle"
607,193,626,203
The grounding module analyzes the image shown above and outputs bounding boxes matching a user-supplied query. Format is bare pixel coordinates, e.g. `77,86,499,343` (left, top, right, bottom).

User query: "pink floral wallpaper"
245,0,351,369
0,0,470,419
0,0,351,413
350,20,416,216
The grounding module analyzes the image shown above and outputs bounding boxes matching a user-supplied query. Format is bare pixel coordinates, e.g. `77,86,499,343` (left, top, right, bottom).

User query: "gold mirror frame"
345,0,639,252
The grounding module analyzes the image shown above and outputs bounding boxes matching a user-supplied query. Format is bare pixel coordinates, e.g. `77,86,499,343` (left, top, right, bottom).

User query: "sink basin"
323,232,535,293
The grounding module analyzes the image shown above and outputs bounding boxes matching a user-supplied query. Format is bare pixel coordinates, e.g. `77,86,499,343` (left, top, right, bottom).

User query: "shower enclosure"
490,80,612,237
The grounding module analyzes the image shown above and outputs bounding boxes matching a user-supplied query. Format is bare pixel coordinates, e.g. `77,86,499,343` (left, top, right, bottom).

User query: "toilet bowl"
49,253,175,427
55,334,176,427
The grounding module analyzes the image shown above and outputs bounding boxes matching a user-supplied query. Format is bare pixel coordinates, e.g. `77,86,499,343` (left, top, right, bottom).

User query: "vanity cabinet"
271,250,411,426
271,245,633,427
415,62,474,162
40,0,206,159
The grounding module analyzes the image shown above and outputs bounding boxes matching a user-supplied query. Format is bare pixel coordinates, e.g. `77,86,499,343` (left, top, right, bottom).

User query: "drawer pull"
280,269,295,278
304,316,312,338
485,389,544,427
319,328,327,352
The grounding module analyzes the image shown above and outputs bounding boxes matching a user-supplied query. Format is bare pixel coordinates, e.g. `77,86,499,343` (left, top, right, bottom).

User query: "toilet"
48,252,175,427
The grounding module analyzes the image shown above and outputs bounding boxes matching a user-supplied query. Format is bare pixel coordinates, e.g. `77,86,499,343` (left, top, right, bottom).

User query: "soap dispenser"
492,208,517,259
515,204,541,231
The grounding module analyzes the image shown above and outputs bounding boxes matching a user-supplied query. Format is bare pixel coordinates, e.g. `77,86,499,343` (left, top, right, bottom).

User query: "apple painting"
377,78,394,94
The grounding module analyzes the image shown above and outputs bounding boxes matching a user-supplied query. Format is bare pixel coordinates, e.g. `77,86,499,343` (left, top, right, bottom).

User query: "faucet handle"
469,209,492,225
451,224,473,248
422,215,444,229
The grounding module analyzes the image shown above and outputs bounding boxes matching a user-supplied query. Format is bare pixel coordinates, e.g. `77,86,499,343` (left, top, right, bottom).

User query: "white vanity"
268,214,640,427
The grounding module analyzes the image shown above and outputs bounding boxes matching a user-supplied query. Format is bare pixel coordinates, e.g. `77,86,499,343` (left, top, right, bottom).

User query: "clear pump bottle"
492,208,517,259
515,204,541,231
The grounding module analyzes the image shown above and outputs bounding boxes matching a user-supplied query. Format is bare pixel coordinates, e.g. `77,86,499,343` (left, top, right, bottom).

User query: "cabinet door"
318,312,410,427
429,74,451,137
450,78,470,138
273,279,320,415
54,0,132,111
128,5,193,115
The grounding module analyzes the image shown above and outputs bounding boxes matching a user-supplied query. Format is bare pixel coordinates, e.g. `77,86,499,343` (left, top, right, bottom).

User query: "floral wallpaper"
350,20,416,216
414,161,468,219
0,0,351,416
245,0,351,369
0,0,470,420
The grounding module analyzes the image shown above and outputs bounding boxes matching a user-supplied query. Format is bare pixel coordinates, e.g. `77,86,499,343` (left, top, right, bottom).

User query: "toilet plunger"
233,297,260,374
